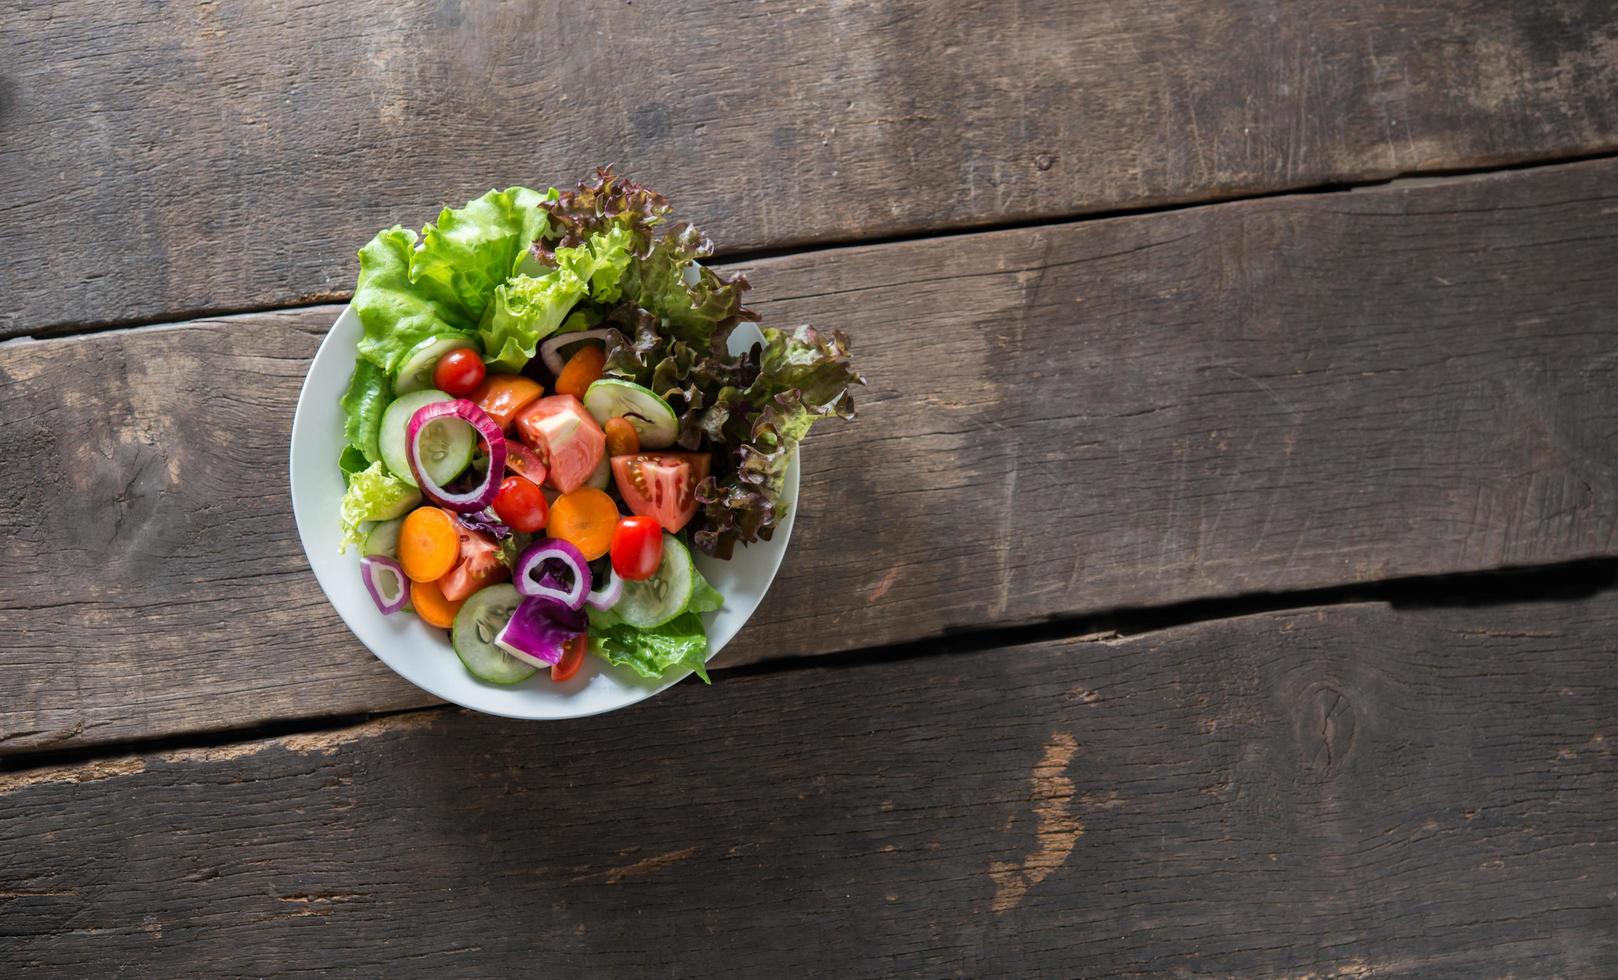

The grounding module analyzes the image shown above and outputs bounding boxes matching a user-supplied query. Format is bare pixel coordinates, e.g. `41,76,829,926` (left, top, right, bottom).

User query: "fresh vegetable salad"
336,168,862,686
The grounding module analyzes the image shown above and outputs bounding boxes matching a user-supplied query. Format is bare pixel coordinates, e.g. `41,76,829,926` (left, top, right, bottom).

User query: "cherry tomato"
551,634,587,682
610,515,664,581
603,416,640,457
433,347,486,397
491,475,549,533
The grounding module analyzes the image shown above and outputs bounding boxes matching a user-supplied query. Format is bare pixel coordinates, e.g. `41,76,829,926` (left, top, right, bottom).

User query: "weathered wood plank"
6,1,1618,335
4,158,1618,753
2,596,1615,976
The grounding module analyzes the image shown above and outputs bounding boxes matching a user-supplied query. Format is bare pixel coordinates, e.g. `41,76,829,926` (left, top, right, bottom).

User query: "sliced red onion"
360,555,409,614
458,508,513,540
586,571,624,611
407,399,506,512
495,596,587,667
514,538,591,608
540,328,615,376
505,441,548,486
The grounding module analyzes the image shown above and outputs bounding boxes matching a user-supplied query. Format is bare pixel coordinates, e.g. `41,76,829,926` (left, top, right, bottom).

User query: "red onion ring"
406,399,506,512
514,538,591,609
360,555,409,614
495,596,587,667
585,572,624,611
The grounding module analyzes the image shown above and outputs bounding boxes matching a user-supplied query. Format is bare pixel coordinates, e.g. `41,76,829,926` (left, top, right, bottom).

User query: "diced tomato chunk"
515,395,606,493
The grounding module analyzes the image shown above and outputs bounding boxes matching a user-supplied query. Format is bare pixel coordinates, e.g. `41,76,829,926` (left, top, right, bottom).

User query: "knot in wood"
1294,682,1356,776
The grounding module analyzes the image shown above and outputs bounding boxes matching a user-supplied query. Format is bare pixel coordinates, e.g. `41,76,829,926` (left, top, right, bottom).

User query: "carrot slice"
398,506,460,582
603,416,640,457
554,345,605,400
547,487,619,560
410,578,465,628
470,374,543,430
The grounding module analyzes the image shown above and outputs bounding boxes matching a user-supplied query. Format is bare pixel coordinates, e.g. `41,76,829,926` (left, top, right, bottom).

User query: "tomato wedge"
436,516,509,602
610,452,712,533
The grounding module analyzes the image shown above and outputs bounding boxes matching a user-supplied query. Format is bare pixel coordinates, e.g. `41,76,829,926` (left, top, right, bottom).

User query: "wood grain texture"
4,159,1618,754
6,0,1618,335
2,597,1615,976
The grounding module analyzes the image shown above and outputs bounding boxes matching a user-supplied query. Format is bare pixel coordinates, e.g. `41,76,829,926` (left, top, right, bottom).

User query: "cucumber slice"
379,390,475,488
585,453,611,490
583,379,678,449
614,533,694,628
363,517,404,558
452,584,537,685
394,335,479,395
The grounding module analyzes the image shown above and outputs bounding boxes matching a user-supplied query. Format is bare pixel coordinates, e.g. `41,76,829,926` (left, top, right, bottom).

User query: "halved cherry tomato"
603,416,640,457
505,441,548,487
547,486,619,560
410,578,465,628
433,347,486,397
611,515,664,581
492,475,549,533
551,634,587,682
470,374,543,430
554,344,606,400
398,506,460,582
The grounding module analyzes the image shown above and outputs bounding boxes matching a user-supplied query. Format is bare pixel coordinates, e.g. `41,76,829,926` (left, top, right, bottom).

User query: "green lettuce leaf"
588,611,712,684
351,188,550,378
410,187,552,323
339,461,421,552
478,226,639,372
352,226,472,374
479,270,587,373
585,560,723,681
339,446,370,483
626,227,753,347
338,359,390,468
688,567,725,614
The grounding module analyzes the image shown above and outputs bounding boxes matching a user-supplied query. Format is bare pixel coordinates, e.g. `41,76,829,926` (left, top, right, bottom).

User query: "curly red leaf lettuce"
604,320,862,558
532,168,861,559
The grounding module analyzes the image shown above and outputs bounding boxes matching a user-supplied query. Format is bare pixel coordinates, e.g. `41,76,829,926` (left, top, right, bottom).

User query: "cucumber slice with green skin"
452,584,538,685
379,390,475,488
585,453,611,490
583,379,678,449
363,517,404,558
394,335,479,395
614,533,694,628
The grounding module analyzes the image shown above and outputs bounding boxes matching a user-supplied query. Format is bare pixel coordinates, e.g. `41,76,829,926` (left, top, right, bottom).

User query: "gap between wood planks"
3,556,1613,777
10,145,1618,346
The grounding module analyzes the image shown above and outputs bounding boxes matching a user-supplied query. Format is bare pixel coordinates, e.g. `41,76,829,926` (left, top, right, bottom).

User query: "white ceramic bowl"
289,307,795,719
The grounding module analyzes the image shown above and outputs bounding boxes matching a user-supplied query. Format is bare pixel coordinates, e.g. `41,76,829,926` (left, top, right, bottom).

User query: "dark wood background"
3,1,1617,975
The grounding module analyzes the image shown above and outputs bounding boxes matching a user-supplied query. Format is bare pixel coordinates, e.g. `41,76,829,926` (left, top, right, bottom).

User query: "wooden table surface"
4,2,1618,975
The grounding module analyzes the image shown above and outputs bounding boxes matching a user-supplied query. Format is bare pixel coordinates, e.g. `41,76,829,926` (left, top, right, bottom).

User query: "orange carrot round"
410,578,465,628
398,506,460,582
554,345,606,400
603,416,640,457
547,487,619,560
